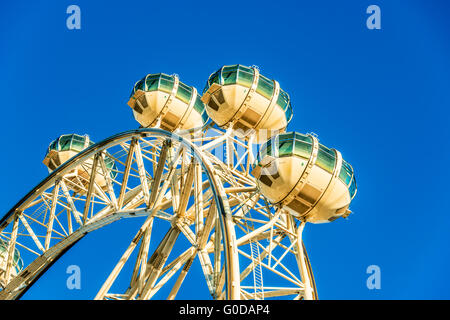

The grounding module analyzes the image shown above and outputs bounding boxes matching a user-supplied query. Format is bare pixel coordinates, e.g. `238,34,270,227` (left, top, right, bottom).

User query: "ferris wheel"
0,64,357,300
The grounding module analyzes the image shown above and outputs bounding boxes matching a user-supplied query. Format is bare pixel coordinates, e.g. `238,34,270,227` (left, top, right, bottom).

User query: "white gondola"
253,132,357,223
43,134,117,194
202,64,293,141
128,73,208,131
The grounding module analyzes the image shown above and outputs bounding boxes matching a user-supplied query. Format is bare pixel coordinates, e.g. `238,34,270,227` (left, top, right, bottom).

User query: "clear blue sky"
1,0,449,299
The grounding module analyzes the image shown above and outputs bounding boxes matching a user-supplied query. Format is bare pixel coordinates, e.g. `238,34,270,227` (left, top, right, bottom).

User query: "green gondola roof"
203,64,293,124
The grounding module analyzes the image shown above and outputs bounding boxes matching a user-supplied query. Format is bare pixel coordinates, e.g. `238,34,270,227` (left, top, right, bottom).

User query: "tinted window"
316,145,336,173
349,176,357,199
59,135,72,151
256,75,274,99
193,95,205,114
145,75,160,92
209,71,220,86
285,101,293,123
159,76,174,93
176,82,193,104
339,160,353,186
222,66,238,85
278,141,293,157
293,139,312,159
276,90,289,111
237,66,254,87
72,135,86,152
135,79,144,91
49,140,58,151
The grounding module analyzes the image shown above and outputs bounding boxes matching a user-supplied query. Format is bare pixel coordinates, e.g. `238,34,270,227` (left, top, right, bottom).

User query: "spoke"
134,139,151,207
4,214,20,282
148,141,169,207
45,181,60,250
167,254,196,300
198,248,215,296
168,147,181,212
98,152,118,210
19,215,45,253
197,202,216,249
177,160,195,218
214,265,226,299
118,140,136,209
149,147,183,213
213,216,222,290
161,246,196,276
82,154,100,224
194,162,203,235
60,180,83,226
94,215,155,300
142,227,180,299
136,227,181,300
130,218,154,292
148,248,196,299
195,203,217,297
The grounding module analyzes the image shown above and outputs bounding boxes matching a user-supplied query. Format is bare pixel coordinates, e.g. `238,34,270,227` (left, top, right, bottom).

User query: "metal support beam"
45,181,60,250
118,141,136,209
4,214,20,282
83,154,100,224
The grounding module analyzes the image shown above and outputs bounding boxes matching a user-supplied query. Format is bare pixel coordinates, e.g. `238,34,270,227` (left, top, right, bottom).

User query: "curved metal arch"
0,128,239,300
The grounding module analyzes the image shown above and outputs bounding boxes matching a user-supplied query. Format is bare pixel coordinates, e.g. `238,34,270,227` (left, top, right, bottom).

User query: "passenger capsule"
252,132,357,223
43,134,117,194
201,64,293,140
128,73,208,131
0,239,23,285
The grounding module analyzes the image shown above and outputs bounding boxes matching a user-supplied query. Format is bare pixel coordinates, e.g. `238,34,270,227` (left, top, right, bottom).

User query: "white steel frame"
0,126,317,300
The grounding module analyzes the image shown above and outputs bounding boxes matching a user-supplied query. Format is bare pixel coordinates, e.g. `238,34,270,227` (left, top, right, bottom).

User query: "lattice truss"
0,126,316,300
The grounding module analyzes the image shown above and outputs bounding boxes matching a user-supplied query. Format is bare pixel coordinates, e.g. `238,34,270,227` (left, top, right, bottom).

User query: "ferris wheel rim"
0,128,239,300
1,127,318,301
1,128,229,228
